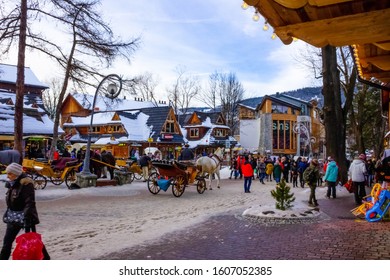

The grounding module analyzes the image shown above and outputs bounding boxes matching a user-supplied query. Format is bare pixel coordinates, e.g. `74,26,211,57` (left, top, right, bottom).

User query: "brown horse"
101,151,116,179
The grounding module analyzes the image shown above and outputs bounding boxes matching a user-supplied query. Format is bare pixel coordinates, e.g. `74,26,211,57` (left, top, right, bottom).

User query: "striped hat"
6,162,23,176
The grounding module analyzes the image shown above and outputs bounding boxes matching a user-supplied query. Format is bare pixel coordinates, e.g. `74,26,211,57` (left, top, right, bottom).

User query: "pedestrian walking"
229,155,237,179
265,159,274,182
323,156,339,199
303,159,321,207
348,154,367,205
291,161,299,188
281,156,290,183
1,163,50,260
242,155,254,193
249,154,257,180
317,159,324,187
273,161,282,184
257,158,266,184
238,155,245,179
366,158,375,187
298,157,309,188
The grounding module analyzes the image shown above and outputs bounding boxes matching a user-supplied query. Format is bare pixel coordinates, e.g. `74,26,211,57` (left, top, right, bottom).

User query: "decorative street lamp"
77,74,122,187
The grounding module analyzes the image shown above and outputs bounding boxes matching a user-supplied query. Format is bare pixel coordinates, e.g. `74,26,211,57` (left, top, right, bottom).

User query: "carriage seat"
127,159,138,167
51,157,76,171
65,159,79,167
175,161,192,171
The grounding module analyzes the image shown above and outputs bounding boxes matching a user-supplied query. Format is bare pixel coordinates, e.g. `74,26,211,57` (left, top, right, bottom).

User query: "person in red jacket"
242,155,254,193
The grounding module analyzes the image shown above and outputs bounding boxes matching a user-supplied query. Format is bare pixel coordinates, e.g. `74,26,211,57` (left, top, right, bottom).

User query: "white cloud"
2,0,320,105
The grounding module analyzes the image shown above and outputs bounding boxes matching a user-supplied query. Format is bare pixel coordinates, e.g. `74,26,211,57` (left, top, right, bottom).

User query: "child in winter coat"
266,162,274,182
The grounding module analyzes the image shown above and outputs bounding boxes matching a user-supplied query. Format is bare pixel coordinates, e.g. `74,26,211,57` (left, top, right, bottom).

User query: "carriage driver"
179,143,194,161
139,153,152,182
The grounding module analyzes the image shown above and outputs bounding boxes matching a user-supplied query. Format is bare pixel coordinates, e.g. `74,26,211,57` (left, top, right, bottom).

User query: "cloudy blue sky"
5,0,321,104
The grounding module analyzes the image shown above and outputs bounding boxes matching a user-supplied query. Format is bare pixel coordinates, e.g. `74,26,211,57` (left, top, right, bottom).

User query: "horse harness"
210,153,223,170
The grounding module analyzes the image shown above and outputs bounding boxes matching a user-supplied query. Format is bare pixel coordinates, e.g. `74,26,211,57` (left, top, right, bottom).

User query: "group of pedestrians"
2,147,384,260
227,153,343,208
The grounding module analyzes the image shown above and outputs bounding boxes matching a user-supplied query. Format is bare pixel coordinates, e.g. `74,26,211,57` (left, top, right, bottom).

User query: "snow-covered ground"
0,167,348,260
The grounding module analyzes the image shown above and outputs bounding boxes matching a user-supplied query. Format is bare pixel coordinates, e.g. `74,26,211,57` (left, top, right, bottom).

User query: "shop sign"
162,134,173,140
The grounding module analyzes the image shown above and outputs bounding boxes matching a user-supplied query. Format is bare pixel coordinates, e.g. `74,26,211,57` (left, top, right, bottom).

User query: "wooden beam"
275,9,390,47
362,71,390,82
360,55,390,70
271,0,354,9
374,41,390,51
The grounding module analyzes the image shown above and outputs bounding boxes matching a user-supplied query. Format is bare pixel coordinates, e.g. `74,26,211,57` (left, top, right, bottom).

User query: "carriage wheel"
50,177,63,185
128,172,135,183
150,167,157,174
134,172,143,180
196,178,206,194
33,174,47,190
50,170,63,185
147,172,160,194
65,169,77,188
172,175,186,197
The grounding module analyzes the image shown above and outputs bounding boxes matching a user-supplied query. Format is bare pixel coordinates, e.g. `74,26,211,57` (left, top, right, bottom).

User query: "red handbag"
344,179,354,193
12,232,44,260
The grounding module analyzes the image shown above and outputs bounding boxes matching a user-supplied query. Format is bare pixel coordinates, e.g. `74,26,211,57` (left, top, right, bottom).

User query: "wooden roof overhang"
243,0,390,86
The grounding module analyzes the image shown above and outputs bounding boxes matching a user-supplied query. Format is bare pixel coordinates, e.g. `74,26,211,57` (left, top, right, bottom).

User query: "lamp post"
77,74,122,187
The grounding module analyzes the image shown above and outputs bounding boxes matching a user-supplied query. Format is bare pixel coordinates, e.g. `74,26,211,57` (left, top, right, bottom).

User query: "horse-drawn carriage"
147,160,206,197
22,157,82,189
116,159,157,182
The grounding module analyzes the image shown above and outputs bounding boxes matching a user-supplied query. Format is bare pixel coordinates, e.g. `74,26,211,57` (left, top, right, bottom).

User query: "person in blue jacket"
323,156,339,199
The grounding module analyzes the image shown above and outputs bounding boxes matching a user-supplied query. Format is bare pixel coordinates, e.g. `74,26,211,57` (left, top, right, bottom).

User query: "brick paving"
102,194,390,260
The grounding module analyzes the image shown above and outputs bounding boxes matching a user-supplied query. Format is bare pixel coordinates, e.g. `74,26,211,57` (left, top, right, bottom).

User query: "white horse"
196,147,224,190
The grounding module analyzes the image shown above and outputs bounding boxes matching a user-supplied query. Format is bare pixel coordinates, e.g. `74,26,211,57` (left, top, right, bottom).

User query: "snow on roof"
64,110,152,142
0,64,48,88
183,116,233,148
70,92,155,111
66,112,119,126
0,103,62,135
94,137,119,145
119,111,151,141
0,90,46,113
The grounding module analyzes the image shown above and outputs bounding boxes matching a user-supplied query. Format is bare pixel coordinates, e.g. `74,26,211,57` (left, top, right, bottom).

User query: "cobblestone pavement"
102,193,390,260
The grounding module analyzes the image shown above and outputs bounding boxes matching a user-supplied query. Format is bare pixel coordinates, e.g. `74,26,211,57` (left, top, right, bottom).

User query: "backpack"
303,167,316,183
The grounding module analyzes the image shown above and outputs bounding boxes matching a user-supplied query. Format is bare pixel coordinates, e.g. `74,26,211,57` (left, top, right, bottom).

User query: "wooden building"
241,0,390,141
239,93,323,157
61,93,184,159
179,111,237,155
0,64,59,155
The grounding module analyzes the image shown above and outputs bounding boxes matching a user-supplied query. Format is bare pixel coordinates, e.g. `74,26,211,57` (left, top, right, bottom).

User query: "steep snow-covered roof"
64,110,151,142
0,102,61,135
0,64,48,88
69,92,156,112
0,91,47,113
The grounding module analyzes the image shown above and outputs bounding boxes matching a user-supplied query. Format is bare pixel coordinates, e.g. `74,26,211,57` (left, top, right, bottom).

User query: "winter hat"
6,162,23,176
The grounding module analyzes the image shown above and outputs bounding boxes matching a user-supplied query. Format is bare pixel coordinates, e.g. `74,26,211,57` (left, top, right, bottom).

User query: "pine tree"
270,178,295,210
